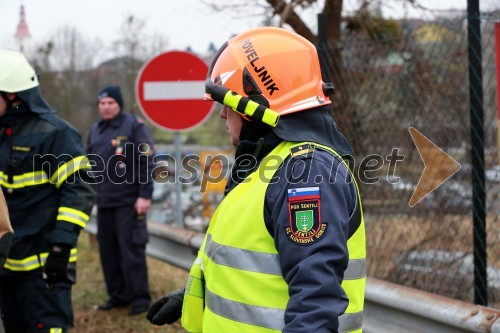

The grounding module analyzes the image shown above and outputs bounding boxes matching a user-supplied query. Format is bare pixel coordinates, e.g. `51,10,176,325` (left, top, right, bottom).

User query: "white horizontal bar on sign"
143,81,205,100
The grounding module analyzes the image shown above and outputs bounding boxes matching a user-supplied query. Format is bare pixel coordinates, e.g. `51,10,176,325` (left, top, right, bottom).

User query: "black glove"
147,289,185,325
0,232,13,267
43,244,71,286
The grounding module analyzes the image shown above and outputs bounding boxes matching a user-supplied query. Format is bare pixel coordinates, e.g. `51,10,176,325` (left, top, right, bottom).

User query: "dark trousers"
0,273,72,332
97,205,150,307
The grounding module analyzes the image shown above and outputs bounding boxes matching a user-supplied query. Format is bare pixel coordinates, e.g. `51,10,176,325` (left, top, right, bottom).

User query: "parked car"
486,165,500,182
386,249,499,305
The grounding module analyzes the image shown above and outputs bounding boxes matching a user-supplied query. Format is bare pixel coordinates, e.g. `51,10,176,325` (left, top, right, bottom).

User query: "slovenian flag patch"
286,186,325,245
287,187,320,202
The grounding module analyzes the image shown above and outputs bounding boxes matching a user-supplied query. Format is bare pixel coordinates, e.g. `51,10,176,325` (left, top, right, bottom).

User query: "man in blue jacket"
88,85,155,316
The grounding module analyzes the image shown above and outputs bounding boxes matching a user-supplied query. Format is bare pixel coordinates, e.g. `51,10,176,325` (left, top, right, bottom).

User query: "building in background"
14,4,32,59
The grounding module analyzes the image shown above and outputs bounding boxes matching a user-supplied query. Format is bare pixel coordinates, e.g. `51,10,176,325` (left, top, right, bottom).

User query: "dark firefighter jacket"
0,86,95,277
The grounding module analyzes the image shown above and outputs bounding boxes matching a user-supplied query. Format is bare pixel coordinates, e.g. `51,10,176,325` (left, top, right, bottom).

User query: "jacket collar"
0,103,33,127
225,131,282,195
98,110,125,129
271,106,354,157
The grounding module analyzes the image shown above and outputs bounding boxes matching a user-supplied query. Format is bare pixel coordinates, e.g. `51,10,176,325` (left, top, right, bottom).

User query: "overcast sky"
1,0,494,58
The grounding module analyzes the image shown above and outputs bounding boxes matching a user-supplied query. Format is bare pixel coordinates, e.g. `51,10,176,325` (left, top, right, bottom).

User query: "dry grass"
72,232,188,333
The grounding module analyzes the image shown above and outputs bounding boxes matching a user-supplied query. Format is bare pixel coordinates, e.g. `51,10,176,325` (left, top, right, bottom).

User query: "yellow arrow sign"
408,127,461,207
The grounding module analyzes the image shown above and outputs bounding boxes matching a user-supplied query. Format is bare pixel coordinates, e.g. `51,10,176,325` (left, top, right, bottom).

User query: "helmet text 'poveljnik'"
242,39,280,96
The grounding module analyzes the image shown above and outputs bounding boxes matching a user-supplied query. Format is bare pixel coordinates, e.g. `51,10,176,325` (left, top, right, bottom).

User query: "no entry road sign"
135,51,214,131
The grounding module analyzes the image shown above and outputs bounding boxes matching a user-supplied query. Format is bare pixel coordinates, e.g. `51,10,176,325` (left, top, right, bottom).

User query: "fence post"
467,0,487,306
317,12,327,46
317,12,329,82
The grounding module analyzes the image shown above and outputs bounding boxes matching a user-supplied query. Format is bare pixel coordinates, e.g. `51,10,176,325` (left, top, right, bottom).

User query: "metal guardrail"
86,220,500,333
365,279,499,333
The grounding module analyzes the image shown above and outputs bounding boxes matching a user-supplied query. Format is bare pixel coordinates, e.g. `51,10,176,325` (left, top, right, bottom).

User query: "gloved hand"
43,244,71,286
0,232,13,267
147,289,185,325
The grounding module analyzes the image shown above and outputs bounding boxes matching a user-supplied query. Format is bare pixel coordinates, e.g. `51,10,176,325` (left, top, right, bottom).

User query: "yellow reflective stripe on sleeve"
50,156,91,188
4,249,77,271
0,171,49,188
57,206,89,228
4,253,44,271
50,328,63,333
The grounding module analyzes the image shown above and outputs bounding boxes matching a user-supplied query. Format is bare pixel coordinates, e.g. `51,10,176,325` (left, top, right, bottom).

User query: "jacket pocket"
131,216,149,245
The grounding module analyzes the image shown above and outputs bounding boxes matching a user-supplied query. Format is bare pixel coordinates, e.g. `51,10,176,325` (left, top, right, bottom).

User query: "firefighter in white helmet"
0,49,95,333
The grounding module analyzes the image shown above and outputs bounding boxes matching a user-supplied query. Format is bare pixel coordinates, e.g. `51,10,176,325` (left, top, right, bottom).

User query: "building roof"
15,5,31,38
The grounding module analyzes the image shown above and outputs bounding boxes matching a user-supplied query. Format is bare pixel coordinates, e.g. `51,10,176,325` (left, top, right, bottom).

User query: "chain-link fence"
153,11,500,309
318,13,500,308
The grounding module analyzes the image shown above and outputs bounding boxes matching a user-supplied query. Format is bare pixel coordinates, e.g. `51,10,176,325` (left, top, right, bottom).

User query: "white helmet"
0,50,39,93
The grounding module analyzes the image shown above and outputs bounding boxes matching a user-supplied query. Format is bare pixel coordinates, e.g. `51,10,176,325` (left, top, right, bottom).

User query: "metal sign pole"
174,132,183,227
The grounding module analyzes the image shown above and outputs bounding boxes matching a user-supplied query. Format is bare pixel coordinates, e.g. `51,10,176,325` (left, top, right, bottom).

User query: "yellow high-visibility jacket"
182,141,366,333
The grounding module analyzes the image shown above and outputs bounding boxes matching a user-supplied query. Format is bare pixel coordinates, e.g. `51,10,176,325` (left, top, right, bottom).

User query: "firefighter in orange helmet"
148,27,366,333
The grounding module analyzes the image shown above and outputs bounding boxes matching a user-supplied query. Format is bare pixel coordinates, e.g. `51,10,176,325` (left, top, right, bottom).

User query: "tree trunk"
324,0,343,42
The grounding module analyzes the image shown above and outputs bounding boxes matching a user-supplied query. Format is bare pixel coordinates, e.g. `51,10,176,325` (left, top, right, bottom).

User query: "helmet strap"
239,117,272,142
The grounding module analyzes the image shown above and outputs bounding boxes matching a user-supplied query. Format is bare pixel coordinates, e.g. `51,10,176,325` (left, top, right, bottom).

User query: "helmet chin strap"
239,117,272,142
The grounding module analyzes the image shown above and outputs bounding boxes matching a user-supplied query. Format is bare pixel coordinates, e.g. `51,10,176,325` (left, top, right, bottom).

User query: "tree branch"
265,0,316,43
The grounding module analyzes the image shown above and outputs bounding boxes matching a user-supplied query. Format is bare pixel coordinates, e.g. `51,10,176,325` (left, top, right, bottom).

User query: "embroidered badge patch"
286,187,326,245
289,144,314,158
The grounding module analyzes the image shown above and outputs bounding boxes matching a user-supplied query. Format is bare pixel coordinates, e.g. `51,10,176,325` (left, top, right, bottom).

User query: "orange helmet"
205,27,334,127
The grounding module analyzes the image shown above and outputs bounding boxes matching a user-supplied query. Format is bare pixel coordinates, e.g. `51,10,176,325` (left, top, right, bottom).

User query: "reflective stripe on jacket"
0,111,95,274
4,248,77,271
182,141,366,333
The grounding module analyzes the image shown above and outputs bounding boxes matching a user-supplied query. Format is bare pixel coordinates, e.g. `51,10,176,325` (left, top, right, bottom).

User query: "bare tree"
107,15,169,116
42,25,103,71
200,1,425,44
200,0,416,154
32,26,103,138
